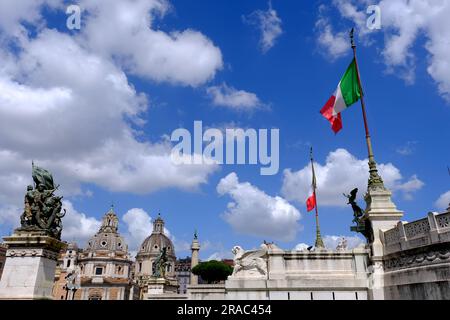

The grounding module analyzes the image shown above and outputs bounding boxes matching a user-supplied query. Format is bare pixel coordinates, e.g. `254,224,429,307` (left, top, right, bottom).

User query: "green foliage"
192,260,233,284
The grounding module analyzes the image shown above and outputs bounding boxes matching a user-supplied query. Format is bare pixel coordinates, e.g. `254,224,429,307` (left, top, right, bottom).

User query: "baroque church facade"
53,207,134,300
52,207,186,300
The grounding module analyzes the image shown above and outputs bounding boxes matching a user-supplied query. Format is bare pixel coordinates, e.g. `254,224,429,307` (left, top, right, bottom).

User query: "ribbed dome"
138,233,174,255
86,206,128,254
88,232,128,253
136,214,175,257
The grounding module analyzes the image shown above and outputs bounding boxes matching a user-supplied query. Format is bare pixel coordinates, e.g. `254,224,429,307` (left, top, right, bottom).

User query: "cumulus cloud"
435,191,450,211
61,200,102,246
199,241,233,261
294,236,364,252
316,0,450,101
315,5,349,61
79,0,223,87
322,235,365,250
0,205,21,229
293,243,310,251
207,83,265,111
0,0,61,37
122,208,153,254
206,251,233,261
217,172,301,242
243,1,283,53
122,208,176,255
396,141,418,156
282,148,424,207
0,1,220,221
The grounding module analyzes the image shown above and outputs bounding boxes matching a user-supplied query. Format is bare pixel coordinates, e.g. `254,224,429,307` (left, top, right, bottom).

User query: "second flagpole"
310,147,324,248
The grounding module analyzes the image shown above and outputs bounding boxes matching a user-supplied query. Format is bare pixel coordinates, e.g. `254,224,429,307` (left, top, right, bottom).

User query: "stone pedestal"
364,187,403,300
225,279,269,300
142,277,179,300
0,231,66,300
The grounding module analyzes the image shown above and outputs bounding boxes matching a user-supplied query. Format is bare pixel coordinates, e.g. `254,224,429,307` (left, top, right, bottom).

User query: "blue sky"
0,0,449,260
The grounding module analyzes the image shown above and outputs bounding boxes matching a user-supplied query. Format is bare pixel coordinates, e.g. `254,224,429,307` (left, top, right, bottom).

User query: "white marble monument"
0,231,65,300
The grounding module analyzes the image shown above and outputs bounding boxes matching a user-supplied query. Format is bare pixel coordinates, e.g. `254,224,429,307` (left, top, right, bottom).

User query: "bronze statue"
152,247,169,278
18,163,66,239
345,188,372,242
344,188,364,223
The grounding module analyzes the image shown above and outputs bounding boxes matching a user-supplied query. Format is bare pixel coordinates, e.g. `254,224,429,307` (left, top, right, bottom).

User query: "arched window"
116,265,123,275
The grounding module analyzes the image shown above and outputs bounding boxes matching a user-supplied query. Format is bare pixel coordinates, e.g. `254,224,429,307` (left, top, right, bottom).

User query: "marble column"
190,236,200,285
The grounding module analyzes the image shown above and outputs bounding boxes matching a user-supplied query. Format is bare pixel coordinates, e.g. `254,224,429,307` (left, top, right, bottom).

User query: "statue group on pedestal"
19,163,65,240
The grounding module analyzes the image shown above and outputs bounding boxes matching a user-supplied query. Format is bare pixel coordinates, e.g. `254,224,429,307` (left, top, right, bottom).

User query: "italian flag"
320,58,362,133
306,191,316,212
306,161,318,212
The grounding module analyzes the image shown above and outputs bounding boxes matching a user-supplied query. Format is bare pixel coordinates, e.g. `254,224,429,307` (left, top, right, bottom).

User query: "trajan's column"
190,231,200,285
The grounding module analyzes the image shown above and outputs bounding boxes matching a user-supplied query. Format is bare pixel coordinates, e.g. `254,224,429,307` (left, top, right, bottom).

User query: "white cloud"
0,205,21,229
0,0,61,38
122,208,153,254
61,200,102,246
207,83,265,111
323,235,365,250
243,0,283,53
435,191,450,210
0,2,220,213
282,148,424,207
244,1,283,53
122,208,176,256
217,172,301,242
79,0,223,87
293,243,310,251
206,251,233,261
396,141,418,156
317,0,450,101
315,5,349,61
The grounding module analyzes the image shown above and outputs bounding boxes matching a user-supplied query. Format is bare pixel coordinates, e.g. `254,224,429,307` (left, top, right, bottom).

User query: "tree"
192,260,233,284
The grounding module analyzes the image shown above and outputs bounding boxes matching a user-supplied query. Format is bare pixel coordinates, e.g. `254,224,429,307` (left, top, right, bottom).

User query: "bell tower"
99,205,119,233
153,214,165,234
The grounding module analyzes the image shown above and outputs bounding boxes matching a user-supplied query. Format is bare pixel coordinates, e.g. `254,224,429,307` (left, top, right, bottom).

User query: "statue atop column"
18,163,66,240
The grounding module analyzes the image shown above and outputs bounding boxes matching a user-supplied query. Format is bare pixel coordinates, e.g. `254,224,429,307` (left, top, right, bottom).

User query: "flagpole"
310,147,324,248
350,29,385,190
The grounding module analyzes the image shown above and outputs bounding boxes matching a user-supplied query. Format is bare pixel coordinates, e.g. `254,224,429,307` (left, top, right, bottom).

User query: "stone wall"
189,246,371,300
188,284,226,300
381,210,450,300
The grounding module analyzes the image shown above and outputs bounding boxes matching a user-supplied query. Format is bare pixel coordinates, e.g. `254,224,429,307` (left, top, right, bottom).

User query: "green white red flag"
306,159,318,212
320,58,362,133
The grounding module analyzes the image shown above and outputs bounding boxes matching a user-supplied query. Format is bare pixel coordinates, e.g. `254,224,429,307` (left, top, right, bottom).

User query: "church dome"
136,215,175,258
86,206,128,254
